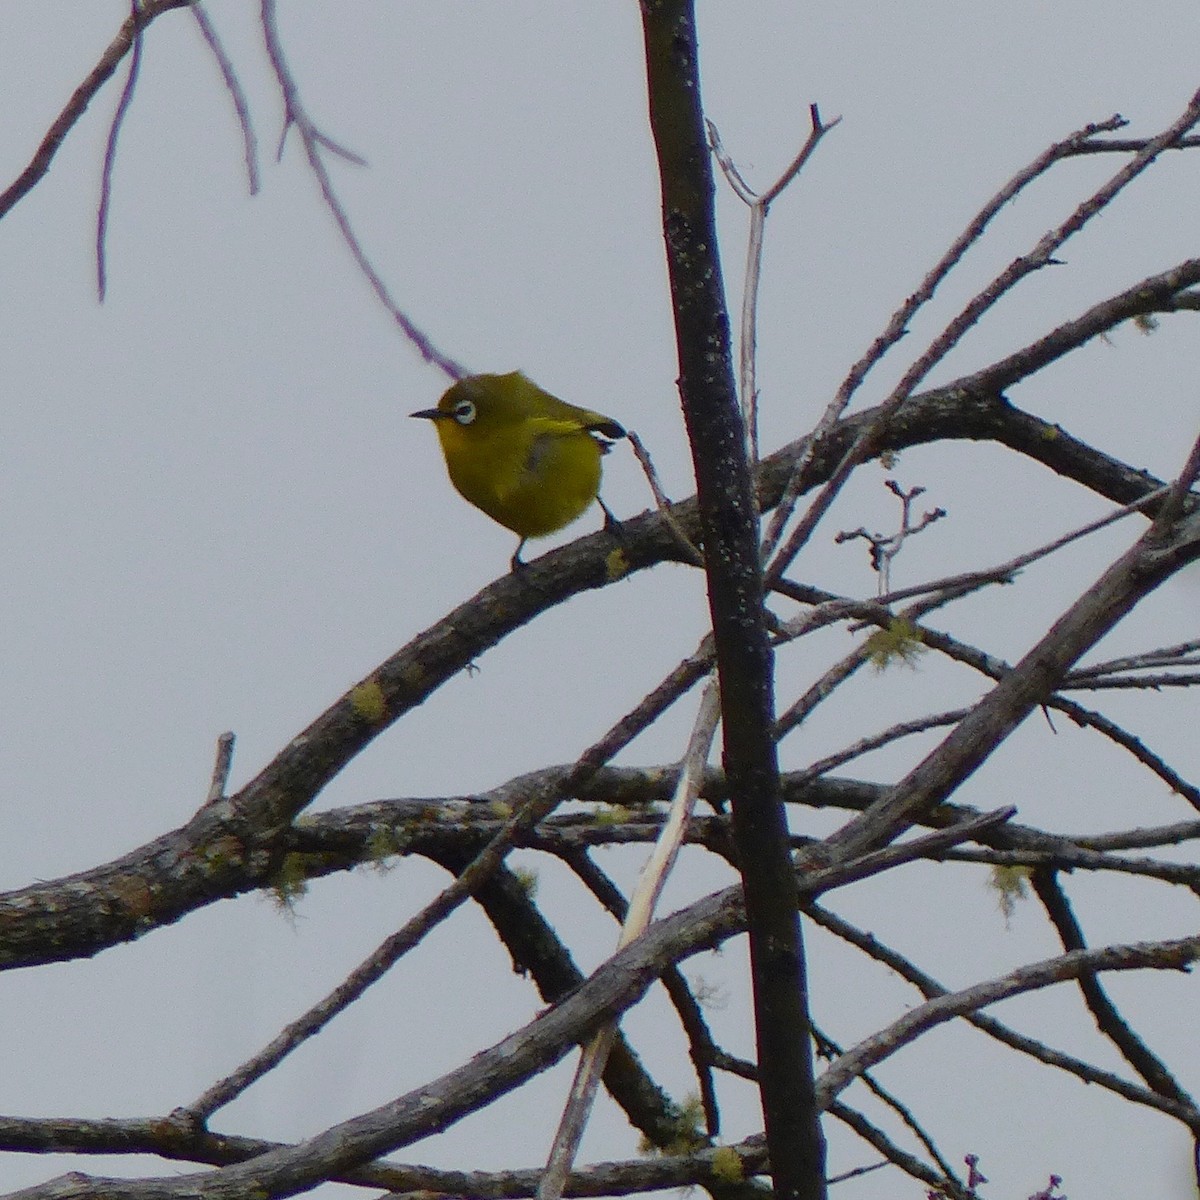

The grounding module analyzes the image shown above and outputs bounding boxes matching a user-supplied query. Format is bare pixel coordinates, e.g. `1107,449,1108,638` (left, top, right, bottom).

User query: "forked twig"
834,478,946,594
764,93,1200,581
709,104,840,462
259,0,465,379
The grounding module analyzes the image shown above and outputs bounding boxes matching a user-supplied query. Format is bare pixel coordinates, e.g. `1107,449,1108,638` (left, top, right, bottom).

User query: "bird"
411,371,626,570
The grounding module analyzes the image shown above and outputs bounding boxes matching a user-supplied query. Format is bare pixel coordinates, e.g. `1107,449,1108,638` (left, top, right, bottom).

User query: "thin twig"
805,807,1017,894
792,709,970,784
259,0,465,379
191,2,260,195
627,430,703,565
537,680,721,1200
833,117,1126,414
96,0,146,301
204,732,236,806
709,104,840,461
1071,639,1200,678
1070,133,1200,155
1063,671,1200,691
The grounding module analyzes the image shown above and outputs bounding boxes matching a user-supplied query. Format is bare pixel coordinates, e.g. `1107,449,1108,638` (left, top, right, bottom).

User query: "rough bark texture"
638,3,826,1197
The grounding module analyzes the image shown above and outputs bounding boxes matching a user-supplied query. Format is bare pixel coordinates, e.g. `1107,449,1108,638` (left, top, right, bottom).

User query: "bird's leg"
510,538,529,572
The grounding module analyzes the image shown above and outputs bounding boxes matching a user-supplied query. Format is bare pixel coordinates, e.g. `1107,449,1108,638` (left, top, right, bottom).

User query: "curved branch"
95,1,145,301
815,936,1200,1109
0,1,195,221
259,0,465,379
808,903,1200,1130
0,1112,770,1198
1032,869,1196,1106
191,4,260,195
0,385,1183,970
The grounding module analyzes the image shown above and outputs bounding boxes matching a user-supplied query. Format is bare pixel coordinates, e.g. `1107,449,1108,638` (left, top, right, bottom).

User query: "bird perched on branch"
412,371,626,570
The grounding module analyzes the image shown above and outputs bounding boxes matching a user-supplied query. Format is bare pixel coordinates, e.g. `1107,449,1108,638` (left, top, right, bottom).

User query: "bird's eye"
452,399,477,425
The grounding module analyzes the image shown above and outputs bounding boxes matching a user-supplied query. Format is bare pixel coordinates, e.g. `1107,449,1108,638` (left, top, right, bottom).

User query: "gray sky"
2,3,1199,1196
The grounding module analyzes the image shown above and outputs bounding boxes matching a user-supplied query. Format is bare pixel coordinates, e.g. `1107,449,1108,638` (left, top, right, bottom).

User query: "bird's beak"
409,408,446,421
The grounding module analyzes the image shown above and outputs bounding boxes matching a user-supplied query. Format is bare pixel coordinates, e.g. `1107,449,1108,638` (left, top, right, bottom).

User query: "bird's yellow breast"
435,415,604,538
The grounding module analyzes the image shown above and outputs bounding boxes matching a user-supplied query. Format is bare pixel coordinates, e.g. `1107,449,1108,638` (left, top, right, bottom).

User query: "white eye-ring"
452,399,477,425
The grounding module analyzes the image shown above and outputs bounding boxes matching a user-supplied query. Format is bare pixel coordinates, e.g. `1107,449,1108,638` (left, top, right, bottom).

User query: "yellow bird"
411,371,626,569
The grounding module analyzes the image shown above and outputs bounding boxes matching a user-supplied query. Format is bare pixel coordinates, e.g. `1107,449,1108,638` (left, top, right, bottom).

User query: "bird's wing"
520,416,588,477
526,416,588,438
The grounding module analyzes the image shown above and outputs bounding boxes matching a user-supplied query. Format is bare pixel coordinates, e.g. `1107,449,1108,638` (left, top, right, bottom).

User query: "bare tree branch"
259,0,466,379
809,903,1200,1130
0,383,1186,971
95,0,145,301
815,936,1200,1108
191,3,260,195
639,5,825,1196
1031,869,1196,1107
818,502,1200,866
0,1,196,222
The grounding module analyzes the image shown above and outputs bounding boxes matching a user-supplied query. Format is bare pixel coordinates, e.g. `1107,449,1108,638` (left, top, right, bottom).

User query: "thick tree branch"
0,1114,771,1199
638,4,825,1197
0,386,1184,970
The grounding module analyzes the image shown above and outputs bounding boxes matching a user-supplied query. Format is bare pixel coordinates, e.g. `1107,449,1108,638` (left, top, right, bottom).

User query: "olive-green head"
410,371,624,442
